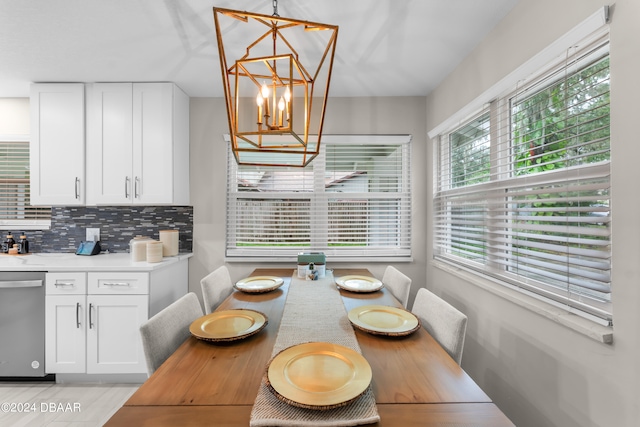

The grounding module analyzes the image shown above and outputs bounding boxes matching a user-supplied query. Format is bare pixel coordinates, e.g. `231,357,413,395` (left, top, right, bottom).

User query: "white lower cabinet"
45,259,188,378
86,294,148,374
45,272,150,375
45,294,86,373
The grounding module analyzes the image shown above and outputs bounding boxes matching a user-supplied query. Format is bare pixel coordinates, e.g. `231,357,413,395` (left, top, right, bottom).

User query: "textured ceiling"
0,0,520,98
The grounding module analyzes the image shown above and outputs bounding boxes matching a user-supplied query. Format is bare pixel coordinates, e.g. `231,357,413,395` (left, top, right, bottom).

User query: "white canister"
159,229,179,256
146,240,164,263
129,235,151,262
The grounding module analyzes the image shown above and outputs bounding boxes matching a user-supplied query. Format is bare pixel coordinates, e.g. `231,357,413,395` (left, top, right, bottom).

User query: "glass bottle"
18,234,29,254
2,234,15,254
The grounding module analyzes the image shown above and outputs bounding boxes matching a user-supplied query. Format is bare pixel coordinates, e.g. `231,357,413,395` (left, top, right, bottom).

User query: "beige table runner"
250,271,380,427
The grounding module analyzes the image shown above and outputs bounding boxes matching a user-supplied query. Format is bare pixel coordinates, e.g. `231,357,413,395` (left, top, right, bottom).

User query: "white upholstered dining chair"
382,265,412,308
200,265,234,315
411,288,468,365
139,292,203,376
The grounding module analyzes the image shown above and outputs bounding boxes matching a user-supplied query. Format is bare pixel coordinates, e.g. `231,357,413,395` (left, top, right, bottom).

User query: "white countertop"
0,252,192,272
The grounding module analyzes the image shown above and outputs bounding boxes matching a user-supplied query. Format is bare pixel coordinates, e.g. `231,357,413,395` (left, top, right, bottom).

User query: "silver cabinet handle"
75,177,80,199
134,176,140,199
125,176,130,199
89,303,94,329
54,282,75,287
76,302,81,329
103,282,131,287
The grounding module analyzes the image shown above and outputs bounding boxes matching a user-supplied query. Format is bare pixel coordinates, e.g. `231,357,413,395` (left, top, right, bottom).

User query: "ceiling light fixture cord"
272,0,279,17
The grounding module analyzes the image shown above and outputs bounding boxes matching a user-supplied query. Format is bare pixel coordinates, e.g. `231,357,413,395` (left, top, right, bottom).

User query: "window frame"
225,134,412,262
0,134,51,230
433,38,611,325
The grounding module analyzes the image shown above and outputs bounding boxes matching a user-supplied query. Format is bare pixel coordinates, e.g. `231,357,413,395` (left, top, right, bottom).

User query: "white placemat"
250,271,380,427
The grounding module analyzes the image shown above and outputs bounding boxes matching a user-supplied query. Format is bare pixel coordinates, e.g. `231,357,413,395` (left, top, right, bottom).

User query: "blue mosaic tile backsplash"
2,206,193,254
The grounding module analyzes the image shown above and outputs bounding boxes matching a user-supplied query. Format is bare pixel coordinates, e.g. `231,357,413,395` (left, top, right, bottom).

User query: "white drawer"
46,272,87,295
88,272,149,295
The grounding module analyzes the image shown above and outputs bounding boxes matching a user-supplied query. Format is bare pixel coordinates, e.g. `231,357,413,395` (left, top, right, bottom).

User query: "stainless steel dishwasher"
0,271,47,378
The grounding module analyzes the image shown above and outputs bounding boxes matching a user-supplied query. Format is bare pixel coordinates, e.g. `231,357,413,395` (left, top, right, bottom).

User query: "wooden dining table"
104,268,514,426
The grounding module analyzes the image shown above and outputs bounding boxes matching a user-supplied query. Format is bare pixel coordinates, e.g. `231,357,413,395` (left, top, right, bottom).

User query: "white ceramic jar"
129,235,151,262
146,240,164,263
159,229,179,256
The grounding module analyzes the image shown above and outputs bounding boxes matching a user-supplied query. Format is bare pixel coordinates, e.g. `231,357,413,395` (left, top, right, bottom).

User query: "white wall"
189,96,428,306
425,1,640,426
0,98,29,135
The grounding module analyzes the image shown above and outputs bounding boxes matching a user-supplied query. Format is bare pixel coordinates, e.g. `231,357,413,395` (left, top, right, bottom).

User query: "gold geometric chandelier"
213,1,338,167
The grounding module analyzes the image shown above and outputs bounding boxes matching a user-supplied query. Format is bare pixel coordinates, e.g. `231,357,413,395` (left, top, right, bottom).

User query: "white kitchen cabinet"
46,294,148,374
84,83,132,205
45,272,87,373
45,294,87,373
45,272,147,374
44,260,187,377
86,294,148,374
86,82,190,205
30,83,85,205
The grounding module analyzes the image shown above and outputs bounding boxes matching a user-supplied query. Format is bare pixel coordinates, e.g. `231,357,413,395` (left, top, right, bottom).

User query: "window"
434,40,611,323
226,135,412,260
0,138,51,229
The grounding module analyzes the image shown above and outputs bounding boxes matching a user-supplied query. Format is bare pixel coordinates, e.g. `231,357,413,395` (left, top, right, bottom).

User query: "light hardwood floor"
0,382,139,427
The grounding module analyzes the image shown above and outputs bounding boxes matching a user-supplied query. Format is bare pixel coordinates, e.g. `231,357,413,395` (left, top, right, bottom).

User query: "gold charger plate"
189,309,268,342
348,305,420,337
234,276,284,293
335,275,383,293
266,342,372,410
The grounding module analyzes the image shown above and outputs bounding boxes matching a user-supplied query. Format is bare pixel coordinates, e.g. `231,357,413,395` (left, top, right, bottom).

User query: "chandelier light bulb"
256,93,264,125
277,96,286,127
261,82,270,98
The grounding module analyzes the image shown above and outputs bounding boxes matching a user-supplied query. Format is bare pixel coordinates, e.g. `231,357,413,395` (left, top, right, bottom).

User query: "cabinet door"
30,83,85,205
45,295,86,373
132,83,174,204
86,83,134,205
86,295,148,374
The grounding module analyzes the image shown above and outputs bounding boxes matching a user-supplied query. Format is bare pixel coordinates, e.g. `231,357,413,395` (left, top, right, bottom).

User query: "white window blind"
0,138,51,228
434,40,611,323
226,135,412,260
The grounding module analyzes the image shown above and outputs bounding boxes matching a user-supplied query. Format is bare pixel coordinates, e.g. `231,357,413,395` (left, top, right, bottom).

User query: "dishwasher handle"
0,280,43,288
